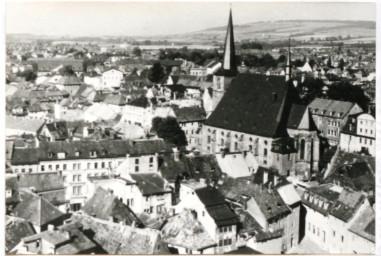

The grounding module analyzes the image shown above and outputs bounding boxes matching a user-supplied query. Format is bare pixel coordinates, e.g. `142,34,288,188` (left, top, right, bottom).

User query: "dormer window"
57,152,66,159
90,151,97,157
100,149,107,155
74,151,80,157
48,152,54,158
330,111,335,116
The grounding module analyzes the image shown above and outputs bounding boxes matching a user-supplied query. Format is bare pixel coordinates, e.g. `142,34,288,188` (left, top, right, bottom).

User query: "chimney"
83,126,89,138
48,224,55,232
263,170,268,184
173,148,180,161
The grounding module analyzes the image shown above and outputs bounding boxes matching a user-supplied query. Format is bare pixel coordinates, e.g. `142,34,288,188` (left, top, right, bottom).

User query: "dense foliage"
151,117,187,147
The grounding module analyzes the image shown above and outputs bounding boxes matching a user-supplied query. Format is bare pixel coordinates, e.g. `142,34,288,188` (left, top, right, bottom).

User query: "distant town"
5,7,375,255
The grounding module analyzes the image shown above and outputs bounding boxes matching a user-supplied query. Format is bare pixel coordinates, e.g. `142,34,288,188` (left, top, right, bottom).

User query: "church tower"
285,38,292,81
211,9,238,111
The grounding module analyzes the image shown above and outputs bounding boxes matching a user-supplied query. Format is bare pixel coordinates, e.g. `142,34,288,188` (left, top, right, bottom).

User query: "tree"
151,117,187,147
327,82,370,111
338,58,345,71
18,70,37,82
148,62,165,83
59,65,75,76
132,47,142,57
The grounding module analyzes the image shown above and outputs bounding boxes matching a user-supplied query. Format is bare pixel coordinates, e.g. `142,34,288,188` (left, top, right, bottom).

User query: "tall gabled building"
211,9,238,111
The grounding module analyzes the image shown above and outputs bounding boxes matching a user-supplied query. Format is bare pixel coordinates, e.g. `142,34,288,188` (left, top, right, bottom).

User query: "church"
201,10,320,181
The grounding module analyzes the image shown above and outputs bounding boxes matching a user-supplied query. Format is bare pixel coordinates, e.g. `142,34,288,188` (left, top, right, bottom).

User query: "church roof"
205,74,300,138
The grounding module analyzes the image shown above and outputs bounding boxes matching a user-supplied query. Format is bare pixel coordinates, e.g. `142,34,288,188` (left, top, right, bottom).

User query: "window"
264,148,268,157
341,236,344,243
94,163,98,169
219,240,223,246
333,230,336,237
78,163,81,170
63,164,67,170
48,165,52,171
22,168,25,173
135,166,139,172
300,139,305,160
102,162,105,168
228,226,232,232
56,164,59,170
73,163,77,170
41,165,45,172
75,151,80,156
135,159,139,164
78,175,81,181
73,175,77,182
207,136,211,143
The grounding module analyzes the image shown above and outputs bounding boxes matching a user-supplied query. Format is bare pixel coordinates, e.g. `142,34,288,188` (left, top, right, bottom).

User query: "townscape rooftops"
172,105,206,123
302,184,366,222
22,222,97,254
12,190,66,227
71,213,161,254
6,116,45,133
81,186,141,225
324,162,375,192
161,209,216,250
159,154,222,182
11,139,169,165
129,173,172,196
5,218,36,253
329,150,375,176
205,74,300,138
195,186,227,207
206,203,240,227
18,172,65,193
348,204,375,243
308,98,358,118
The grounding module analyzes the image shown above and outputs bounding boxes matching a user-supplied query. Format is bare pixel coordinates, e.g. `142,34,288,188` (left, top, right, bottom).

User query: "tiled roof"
161,210,216,250
206,204,239,227
12,190,66,226
32,58,84,71
11,139,170,165
323,162,375,192
205,74,300,138
81,186,141,226
308,98,357,118
302,184,366,222
18,172,65,193
159,154,222,182
55,76,82,85
6,218,35,253
287,104,310,130
172,105,206,123
45,122,69,141
103,94,126,106
195,187,227,207
329,150,375,175
348,204,375,242
129,173,172,196
6,116,45,133
71,213,162,254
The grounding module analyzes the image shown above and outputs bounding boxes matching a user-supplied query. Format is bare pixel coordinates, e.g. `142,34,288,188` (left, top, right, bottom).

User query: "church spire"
285,38,291,81
222,8,237,74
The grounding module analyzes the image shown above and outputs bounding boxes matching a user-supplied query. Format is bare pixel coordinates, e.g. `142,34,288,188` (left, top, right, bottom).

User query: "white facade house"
302,184,375,254
9,139,169,211
340,113,375,157
101,69,124,90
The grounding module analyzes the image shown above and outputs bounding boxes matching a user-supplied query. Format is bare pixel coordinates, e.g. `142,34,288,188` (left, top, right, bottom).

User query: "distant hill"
182,20,376,43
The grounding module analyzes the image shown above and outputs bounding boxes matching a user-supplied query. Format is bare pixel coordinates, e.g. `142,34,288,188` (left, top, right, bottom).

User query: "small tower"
211,8,238,111
285,38,291,81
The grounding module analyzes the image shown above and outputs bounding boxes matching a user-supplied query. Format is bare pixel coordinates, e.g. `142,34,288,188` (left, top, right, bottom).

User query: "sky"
6,1,377,37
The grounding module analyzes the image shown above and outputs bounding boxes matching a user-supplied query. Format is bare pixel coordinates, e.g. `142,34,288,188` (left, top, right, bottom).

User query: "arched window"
300,139,305,160
264,148,268,157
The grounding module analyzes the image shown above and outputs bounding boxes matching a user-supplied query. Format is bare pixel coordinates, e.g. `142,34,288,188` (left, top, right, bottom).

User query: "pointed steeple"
222,8,237,75
285,38,291,81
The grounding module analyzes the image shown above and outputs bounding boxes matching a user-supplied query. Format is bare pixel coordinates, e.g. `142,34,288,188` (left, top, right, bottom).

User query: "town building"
340,113,375,156
308,98,363,145
301,184,375,254
176,186,240,254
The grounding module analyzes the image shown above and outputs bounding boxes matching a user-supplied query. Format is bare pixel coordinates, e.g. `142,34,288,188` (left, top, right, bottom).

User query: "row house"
9,139,170,210
340,113,375,157
308,98,363,146
302,184,375,254
176,186,240,254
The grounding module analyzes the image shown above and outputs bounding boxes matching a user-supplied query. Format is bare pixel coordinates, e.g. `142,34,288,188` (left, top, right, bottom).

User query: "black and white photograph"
3,1,377,255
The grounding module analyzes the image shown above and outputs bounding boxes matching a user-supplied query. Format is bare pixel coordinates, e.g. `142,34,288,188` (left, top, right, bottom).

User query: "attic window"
338,112,343,117
48,152,54,158
330,111,335,116
90,151,97,157
57,152,66,159
74,151,80,157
